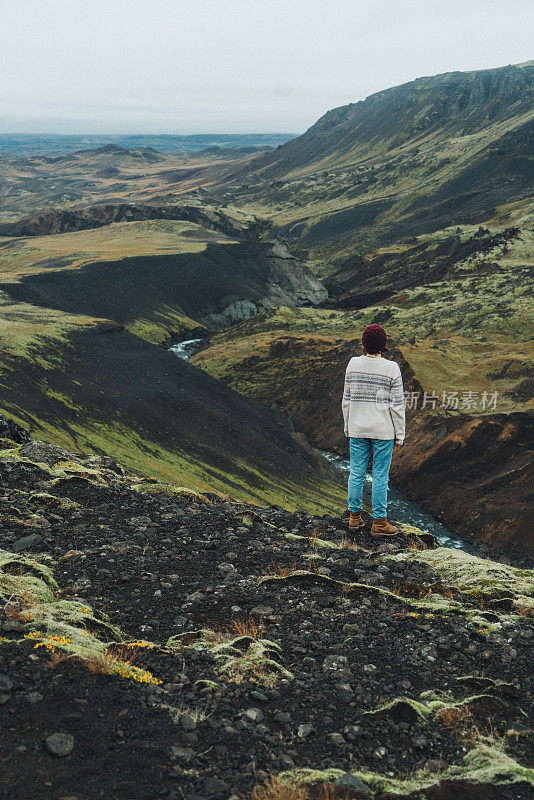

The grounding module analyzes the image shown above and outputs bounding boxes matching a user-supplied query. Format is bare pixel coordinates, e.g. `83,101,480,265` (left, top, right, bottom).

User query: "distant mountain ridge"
0,133,295,159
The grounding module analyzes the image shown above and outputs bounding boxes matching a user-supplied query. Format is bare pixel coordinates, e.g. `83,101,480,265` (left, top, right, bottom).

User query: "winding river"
170,339,467,550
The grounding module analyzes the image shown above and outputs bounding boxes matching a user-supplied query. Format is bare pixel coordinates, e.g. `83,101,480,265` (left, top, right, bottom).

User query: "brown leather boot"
371,517,398,536
349,511,364,530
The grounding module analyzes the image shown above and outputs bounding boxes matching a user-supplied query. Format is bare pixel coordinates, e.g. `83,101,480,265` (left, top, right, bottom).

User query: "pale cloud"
0,0,532,133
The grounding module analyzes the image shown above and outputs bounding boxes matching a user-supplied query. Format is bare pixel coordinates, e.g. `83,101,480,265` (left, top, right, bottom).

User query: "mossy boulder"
0,548,167,686
167,629,293,686
277,742,534,798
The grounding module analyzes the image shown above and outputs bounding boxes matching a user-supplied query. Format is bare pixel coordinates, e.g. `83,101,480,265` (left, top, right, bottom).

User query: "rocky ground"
0,420,533,800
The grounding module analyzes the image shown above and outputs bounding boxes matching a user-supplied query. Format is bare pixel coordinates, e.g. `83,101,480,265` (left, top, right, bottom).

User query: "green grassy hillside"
0,218,343,514
193,216,534,417
209,62,534,271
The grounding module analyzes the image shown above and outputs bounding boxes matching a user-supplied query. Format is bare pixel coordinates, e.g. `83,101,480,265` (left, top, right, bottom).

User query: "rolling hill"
0,213,341,512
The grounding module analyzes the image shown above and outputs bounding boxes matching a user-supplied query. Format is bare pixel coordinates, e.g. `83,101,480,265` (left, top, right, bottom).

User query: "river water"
318,450,467,550
169,338,467,550
169,338,204,360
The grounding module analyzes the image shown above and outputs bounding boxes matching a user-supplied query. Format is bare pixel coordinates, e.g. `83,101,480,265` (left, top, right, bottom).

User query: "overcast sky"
1,0,532,134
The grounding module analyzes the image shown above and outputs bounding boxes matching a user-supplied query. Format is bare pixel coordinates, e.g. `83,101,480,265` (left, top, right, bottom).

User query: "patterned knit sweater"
342,355,405,443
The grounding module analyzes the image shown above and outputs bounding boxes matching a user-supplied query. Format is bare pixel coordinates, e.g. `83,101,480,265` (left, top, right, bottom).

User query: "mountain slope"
0,215,340,512
0,319,343,512
213,62,534,264
246,62,534,176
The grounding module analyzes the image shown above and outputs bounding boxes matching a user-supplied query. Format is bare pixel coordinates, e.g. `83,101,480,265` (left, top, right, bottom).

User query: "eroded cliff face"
199,240,327,328
0,202,264,240
391,412,533,552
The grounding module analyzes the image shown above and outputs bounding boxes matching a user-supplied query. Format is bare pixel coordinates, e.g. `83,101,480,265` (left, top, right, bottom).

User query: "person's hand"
394,439,403,449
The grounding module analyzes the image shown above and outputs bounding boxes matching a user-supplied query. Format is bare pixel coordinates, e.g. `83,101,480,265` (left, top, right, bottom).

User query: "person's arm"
389,364,405,445
342,364,351,437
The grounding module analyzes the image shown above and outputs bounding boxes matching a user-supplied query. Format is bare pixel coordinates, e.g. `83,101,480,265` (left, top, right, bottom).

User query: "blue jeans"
348,438,394,519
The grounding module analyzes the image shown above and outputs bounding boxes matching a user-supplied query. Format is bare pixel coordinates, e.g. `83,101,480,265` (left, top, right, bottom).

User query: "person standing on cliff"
342,324,405,535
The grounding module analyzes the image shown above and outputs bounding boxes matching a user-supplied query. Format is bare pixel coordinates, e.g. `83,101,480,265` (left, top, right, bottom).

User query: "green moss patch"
457,675,520,699
0,548,164,686
386,548,534,614
277,741,534,798
129,481,209,502
363,696,441,726
0,550,58,604
364,692,512,728
167,629,293,686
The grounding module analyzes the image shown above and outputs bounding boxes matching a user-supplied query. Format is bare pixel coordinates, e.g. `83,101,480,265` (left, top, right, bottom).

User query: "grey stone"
413,736,428,748
244,708,264,723
222,299,258,324
334,773,371,796
178,713,196,731
329,732,346,746
27,692,43,704
97,568,112,579
0,674,13,692
202,777,230,796
274,711,291,724
2,620,25,633
12,534,45,553
45,733,74,757
251,605,274,617
297,723,314,738
336,684,353,703
171,746,195,762
323,654,348,672
344,724,364,739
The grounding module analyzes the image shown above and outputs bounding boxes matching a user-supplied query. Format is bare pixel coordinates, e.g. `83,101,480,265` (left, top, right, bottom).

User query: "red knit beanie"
362,323,387,354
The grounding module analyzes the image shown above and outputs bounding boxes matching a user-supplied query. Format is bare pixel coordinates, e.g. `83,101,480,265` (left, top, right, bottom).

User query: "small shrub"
48,651,70,669
174,702,211,725
338,537,358,551
86,650,161,685
515,600,534,617
436,705,479,743
249,778,339,800
267,562,298,578
228,618,265,639
250,777,307,800
392,581,433,599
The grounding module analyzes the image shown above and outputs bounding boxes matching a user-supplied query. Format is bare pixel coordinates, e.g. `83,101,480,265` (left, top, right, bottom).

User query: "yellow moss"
1,548,163,686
